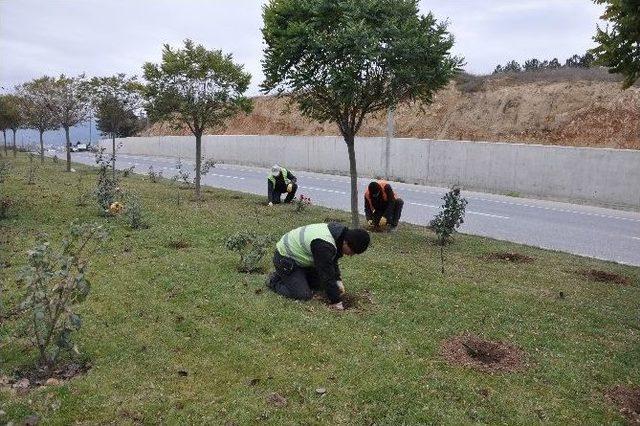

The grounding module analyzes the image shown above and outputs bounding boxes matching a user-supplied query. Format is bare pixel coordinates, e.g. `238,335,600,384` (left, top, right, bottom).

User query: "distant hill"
141,68,640,150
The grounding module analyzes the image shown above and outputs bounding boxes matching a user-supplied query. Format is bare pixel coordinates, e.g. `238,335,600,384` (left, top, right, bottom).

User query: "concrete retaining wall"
100,135,640,209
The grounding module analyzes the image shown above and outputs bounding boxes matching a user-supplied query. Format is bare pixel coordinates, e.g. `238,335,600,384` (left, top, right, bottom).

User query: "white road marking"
300,186,347,194
207,174,245,180
409,202,509,219
632,237,640,241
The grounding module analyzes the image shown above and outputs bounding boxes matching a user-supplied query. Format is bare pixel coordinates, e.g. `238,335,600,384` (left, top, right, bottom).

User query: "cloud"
1,0,604,93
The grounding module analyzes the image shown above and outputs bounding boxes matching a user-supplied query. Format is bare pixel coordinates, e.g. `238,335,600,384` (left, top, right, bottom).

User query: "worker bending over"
365,180,404,231
267,164,297,206
267,223,370,310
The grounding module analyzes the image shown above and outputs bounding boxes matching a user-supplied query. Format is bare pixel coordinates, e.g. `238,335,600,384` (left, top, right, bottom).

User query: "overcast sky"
1,0,604,96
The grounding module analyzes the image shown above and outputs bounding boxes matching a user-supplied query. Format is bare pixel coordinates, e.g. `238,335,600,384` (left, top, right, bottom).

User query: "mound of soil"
606,385,640,424
441,335,526,373
167,239,190,249
5,361,91,392
578,269,630,285
487,252,534,263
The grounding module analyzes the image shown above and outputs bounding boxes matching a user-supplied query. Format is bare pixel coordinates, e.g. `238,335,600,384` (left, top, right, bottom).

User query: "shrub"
0,160,10,183
201,158,216,176
174,158,192,187
225,232,273,273
94,148,119,215
294,194,312,213
121,165,135,178
0,196,12,219
16,222,108,370
124,193,149,230
430,186,468,274
147,165,163,183
52,155,59,164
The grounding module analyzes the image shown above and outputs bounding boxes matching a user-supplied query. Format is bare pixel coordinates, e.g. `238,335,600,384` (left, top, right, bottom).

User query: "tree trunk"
345,134,359,227
440,244,445,275
112,133,116,179
195,132,202,200
39,130,45,164
64,125,71,172
2,130,6,156
12,129,17,157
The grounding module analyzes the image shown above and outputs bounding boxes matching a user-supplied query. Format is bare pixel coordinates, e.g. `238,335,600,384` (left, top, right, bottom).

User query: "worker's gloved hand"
336,280,345,295
287,183,294,193
268,202,273,207
329,302,344,311
379,217,388,227
367,220,374,228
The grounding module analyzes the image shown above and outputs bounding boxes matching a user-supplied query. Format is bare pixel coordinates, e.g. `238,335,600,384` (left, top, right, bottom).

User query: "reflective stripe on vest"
276,223,336,267
267,167,290,185
365,180,390,211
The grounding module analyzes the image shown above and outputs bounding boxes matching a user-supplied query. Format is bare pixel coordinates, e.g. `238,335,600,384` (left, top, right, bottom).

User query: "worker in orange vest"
364,180,404,231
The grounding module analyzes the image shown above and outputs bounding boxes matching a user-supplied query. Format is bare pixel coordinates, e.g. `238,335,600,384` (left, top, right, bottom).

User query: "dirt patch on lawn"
487,252,534,263
578,269,630,285
3,361,91,393
167,239,190,250
314,290,374,311
441,334,526,373
606,385,640,424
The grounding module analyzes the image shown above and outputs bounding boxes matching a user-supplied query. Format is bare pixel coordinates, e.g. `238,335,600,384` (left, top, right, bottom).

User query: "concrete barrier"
100,135,640,209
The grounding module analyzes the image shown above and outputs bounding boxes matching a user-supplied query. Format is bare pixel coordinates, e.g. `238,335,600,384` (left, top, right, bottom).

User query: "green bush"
225,232,273,273
16,222,108,370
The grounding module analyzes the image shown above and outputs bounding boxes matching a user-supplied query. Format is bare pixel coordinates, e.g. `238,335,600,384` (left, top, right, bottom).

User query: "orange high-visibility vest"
365,180,392,211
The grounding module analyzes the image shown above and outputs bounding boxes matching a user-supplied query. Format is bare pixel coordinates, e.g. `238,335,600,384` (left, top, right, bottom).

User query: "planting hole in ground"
578,269,630,285
606,385,640,424
167,239,190,249
487,252,534,263
441,335,526,373
314,290,373,311
4,361,91,392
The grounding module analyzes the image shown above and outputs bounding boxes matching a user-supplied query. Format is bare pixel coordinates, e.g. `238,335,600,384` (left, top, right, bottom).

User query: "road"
67,151,640,266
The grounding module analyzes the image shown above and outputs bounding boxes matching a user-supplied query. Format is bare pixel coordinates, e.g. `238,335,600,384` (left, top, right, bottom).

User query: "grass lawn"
1,153,639,424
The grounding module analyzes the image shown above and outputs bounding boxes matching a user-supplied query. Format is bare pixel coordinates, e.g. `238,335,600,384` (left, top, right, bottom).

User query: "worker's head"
342,228,370,256
271,165,281,177
368,181,381,197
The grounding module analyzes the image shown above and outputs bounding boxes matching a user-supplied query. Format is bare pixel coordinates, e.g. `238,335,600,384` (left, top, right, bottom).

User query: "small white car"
71,143,88,152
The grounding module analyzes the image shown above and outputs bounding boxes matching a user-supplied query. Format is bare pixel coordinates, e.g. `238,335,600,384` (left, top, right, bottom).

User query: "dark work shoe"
266,272,277,290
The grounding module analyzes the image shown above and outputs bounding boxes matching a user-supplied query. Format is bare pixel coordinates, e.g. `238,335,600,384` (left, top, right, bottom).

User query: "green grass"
1,154,639,424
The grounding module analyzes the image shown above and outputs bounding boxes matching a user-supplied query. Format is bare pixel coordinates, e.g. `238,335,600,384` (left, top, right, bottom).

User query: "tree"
89,74,144,178
143,39,252,199
502,60,522,73
18,77,59,163
262,0,461,226
524,58,542,71
591,0,640,88
2,94,24,158
47,75,90,172
0,95,12,156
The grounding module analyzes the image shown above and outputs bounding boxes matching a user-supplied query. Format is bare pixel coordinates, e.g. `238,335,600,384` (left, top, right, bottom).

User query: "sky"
0,0,605,144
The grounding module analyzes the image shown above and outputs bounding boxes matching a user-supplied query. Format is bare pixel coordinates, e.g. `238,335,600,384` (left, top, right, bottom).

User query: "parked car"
71,142,88,152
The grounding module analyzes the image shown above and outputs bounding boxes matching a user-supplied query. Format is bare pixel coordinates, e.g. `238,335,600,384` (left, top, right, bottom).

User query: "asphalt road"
66,151,640,266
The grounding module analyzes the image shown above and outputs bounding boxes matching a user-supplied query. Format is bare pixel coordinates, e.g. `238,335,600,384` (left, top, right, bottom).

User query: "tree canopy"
143,39,252,198
261,0,461,225
592,0,640,88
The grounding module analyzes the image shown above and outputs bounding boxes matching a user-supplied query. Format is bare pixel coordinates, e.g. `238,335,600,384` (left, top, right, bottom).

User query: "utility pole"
384,106,395,179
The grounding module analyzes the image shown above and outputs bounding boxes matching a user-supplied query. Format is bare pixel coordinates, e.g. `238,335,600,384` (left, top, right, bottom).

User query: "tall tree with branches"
3,94,24,158
18,77,60,163
47,75,90,171
261,0,461,226
89,74,144,178
592,0,640,89
0,95,12,156
143,39,253,199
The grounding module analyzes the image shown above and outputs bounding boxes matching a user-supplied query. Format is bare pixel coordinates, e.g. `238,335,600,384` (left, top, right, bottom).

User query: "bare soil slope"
142,74,640,149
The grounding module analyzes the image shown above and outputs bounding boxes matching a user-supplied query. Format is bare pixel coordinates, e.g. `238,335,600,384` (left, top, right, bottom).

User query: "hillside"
141,70,640,149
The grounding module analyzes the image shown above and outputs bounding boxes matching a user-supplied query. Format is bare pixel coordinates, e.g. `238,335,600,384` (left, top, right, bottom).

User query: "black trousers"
272,183,298,204
267,250,321,301
373,198,404,227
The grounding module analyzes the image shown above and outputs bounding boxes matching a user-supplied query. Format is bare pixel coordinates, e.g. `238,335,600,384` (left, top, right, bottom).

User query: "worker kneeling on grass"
267,223,370,311
365,180,404,231
267,164,297,206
